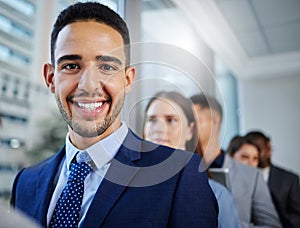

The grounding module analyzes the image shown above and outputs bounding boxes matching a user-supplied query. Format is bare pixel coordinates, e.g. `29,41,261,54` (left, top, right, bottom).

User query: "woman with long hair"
143,91,239,228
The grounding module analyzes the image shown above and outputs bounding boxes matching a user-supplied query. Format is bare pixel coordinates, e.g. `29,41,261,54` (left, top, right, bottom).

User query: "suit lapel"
82,130,142,227
34,147,66,226
268,165,276,188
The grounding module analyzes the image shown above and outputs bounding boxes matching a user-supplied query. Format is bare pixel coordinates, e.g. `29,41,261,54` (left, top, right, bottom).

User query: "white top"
261,166,271,182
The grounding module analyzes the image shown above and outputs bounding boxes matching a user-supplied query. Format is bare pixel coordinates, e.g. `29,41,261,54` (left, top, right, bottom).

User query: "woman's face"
233,143,259,167
143,98,194,150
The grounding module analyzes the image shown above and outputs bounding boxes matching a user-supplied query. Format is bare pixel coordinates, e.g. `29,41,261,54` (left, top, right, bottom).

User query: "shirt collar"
65,122,128,170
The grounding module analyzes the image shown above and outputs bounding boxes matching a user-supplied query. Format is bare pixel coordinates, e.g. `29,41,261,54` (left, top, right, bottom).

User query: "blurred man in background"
191,93,281,228
246,131,300,228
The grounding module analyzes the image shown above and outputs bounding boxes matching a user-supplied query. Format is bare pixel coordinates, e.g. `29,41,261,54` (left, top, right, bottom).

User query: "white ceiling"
215,0,300,56
173,0,300,79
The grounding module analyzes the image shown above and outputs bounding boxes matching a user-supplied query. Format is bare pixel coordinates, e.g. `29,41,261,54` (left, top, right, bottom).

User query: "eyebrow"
56,54,123,66
56,55,82,66
147,114,178,119
96,55,123,66
146,115,157,120
165,115,178,118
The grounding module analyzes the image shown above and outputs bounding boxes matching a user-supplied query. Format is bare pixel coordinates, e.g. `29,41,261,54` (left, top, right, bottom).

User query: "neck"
260,163,271,169
201,140,222,165
68,121,121,150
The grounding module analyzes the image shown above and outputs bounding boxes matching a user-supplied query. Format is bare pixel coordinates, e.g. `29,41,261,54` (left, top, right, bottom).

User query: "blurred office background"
0,0,299,202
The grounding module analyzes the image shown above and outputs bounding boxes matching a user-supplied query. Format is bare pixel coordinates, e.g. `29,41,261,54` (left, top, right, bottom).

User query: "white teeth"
77,102,103,110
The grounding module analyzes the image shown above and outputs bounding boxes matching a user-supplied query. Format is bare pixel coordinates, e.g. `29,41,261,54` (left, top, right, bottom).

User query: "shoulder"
13,145,65,186
24,146,64,171
209,179,231,197
271,164,299,178
208,179,236,206
120,129,206,186
11,146,65,206
270,165,299,184
125,129,202,168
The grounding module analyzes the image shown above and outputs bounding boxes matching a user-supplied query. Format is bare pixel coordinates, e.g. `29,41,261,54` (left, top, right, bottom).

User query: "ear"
43,63,55,93
124,67,136,94
186,122,195,141
212,111,221,131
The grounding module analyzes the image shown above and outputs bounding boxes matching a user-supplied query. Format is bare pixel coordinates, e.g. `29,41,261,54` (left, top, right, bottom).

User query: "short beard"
55,92,125,138
71,116,112,137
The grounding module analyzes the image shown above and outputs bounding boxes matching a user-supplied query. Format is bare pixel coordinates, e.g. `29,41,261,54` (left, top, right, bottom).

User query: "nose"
145,118,167,142
78,65,101,93
251,158,258,167
151,118,167,133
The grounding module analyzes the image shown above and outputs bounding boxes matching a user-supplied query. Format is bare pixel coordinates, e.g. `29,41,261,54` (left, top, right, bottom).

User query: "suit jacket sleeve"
251,170,282,228
286,174,300,227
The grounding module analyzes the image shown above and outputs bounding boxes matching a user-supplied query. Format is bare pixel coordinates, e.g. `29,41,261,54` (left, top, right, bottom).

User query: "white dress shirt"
47,123,128,227
261,166,270,182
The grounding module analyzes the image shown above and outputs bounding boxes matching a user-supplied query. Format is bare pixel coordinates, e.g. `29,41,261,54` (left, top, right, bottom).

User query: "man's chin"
73,129,102,138
70,123,106,138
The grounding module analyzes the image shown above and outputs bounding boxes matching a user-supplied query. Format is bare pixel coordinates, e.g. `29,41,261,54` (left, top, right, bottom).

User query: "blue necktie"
50,155,92,227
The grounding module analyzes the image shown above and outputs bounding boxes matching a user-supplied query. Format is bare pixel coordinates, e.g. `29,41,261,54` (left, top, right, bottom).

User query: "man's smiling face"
44,21,135,145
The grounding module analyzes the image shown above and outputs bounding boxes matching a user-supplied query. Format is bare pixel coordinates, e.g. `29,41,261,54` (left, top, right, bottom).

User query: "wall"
124,6,216,134
239,74,300,175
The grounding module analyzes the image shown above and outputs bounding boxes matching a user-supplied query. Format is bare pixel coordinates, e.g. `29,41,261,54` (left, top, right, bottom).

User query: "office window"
0,112,27,124
0,44,30,65
13,78,19,97
0,14,33,40
1,75,8,95
0,0,35,17
24,82,30,100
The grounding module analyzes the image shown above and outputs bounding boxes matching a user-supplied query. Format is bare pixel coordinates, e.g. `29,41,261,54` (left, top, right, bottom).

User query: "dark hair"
144,91,198,152
50,2,130,67
190,93,223,120
226,135,261,157
245,131,270,144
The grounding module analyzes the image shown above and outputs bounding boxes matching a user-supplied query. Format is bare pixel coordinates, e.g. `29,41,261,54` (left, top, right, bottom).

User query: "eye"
241,154,249,160
99,64,118,74
147,117,157,124
61,63,80,71
166,117,177,124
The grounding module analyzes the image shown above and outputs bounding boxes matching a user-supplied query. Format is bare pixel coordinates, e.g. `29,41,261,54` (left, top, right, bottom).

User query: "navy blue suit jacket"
11,130,218,227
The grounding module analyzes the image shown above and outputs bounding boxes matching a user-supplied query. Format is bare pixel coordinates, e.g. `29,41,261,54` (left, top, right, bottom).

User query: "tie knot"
76,151,92,163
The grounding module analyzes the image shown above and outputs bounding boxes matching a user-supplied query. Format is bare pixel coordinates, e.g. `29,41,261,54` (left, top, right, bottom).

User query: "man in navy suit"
246,131,300,228
10,2,218,227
